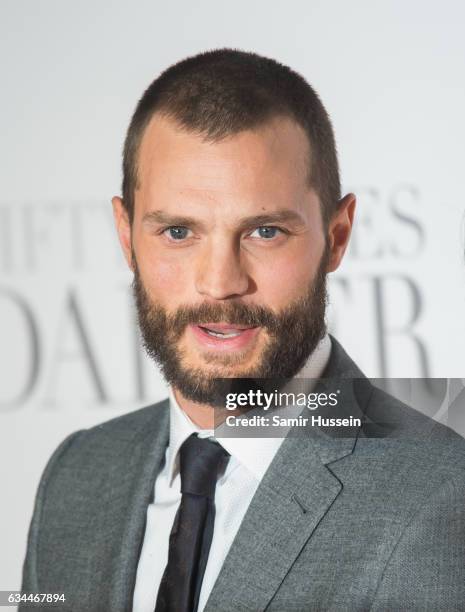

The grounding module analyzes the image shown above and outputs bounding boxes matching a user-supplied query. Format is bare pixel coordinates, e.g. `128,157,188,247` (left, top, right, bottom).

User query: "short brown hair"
122,48,341,226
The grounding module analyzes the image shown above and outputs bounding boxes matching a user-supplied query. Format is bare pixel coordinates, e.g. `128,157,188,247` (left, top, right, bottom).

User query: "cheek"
147,260,181,287
136,241,193,300
255,263,311,308
253,240,324,305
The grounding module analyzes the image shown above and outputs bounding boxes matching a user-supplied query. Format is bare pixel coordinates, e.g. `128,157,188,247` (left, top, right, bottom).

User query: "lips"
189,323,260,351
198,323,254,335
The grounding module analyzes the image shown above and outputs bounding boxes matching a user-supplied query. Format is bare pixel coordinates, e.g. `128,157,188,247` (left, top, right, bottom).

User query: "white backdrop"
1,0,465,594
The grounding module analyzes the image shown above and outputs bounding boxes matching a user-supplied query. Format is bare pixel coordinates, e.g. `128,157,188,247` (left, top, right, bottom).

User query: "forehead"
135,112,313,216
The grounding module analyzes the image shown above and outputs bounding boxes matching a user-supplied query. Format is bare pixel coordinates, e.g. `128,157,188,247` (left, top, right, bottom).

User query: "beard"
132,244,330,407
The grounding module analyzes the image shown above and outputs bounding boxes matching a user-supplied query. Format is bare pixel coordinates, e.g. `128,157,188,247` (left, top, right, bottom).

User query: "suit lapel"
105,400,170,612
204,336,369,611
204,435,345,611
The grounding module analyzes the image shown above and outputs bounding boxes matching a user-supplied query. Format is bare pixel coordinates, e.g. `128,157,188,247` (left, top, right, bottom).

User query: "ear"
112,196,134,270
326,193,356,273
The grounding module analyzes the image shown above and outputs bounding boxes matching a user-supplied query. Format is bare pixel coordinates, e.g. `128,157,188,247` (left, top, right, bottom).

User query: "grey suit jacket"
20,338,465,611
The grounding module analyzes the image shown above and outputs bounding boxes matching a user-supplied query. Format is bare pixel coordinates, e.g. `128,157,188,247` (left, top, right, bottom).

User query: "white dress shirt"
132,334,331,612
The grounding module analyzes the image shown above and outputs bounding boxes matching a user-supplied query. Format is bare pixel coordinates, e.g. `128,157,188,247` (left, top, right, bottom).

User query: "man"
21,49,465,611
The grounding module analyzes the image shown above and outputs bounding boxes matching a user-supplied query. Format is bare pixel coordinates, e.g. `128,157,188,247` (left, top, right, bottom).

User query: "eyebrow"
142,210,206,231
237,210,306,229
142,209,306,231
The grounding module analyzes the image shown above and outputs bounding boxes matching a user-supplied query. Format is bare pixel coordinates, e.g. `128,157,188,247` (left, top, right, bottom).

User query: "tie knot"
179,434,229,499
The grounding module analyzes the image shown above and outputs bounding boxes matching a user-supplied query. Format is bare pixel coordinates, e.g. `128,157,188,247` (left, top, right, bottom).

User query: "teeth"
204,328,242,339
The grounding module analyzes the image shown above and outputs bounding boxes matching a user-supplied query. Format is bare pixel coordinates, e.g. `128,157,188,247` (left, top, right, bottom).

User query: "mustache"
163,301,281,336
142,294,319,343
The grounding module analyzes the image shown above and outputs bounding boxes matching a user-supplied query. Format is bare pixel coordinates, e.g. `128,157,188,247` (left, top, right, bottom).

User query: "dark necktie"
154,433,230,612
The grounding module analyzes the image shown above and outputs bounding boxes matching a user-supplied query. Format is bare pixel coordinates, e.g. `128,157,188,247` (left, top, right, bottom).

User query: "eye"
163,226,191,240
249,226,283,239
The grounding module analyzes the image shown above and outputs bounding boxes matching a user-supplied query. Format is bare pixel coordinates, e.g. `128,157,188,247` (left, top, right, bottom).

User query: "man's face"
114,114,350,405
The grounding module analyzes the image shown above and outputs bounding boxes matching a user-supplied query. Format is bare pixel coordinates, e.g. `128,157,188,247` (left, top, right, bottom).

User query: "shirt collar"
294,332,331,380
166,386,213,485
166,333,331,484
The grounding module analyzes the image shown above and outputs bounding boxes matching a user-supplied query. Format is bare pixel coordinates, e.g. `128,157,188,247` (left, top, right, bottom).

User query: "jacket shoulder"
54,397,170,467
21,398,170,598
81,397,170,440
358,383,465,482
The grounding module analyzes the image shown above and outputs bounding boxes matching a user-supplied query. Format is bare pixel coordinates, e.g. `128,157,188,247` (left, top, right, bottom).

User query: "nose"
195,237,250,300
